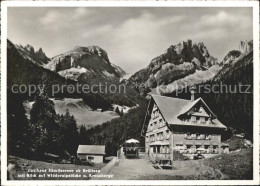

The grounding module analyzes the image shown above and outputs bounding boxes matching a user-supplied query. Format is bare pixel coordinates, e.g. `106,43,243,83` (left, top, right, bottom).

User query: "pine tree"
30,73,59,154
79,125,87,144
120,108,124,116
115,106,120,115
58,109,79,154
7,90,29,155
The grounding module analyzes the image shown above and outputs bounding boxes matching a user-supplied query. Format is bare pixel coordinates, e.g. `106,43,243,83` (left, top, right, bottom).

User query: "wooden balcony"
152,153,171,160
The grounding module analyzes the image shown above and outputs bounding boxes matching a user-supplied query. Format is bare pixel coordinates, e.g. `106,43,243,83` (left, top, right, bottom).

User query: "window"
191,116,196,123
153,111,159,119
166,130,170,139
206,134,212,140
160,146,163,153
186,133,207,140
185,132,191,140
152,111,157,119
159,119,163,127
166,147,170,154
150,135,155,142
161,146,165,154
191,134,196,139
154,121,158,129
213,145,219,154
88,156,94,160
200,117,206,124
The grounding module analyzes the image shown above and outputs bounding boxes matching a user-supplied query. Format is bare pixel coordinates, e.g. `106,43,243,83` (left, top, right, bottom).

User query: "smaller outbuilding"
77,145,105,163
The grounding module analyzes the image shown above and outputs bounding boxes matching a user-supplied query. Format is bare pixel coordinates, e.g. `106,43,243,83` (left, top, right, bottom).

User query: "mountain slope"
153,40,252,95
14,43,50,65
44,45,126,81
214,40,253,81
127,40,218,94
7,39,75,93
7,39,115,109
154,65,221,94
23,98,120,128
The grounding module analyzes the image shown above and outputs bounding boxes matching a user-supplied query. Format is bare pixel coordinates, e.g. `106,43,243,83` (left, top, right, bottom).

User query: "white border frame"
1,1,259,185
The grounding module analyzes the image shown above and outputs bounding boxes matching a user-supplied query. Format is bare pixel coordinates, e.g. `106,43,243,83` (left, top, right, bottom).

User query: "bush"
74,157,94,166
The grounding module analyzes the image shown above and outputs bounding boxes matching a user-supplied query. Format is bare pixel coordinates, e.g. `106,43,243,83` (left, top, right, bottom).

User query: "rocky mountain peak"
128,40,218,93
69,45,110,63
37,47,43,53
24,44,35,54
35,48,49,63
44,44,125,81
86,45,110,63
220,40,253,66
239,40,253,54
150,40,216,71
221,50,242,65
196,42,209,56
13,43,50,65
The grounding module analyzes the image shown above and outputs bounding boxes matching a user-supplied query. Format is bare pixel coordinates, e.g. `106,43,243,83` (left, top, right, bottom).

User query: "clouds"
200,10,252,29
40,10,61,25
8,7,253,73
95,12,185,71
40,8,96,30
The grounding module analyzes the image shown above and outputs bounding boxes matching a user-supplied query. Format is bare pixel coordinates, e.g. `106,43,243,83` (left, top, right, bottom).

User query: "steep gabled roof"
141,94,226,136
191,111,210,117
77,145,105,155
152,94,191,124
178,97,217,118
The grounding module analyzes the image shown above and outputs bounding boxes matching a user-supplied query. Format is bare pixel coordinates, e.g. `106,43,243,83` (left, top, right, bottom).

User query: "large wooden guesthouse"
141,91,229,163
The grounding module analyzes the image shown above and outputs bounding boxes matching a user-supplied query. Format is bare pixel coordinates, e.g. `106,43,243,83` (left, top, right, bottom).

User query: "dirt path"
109,158,173,180
93,157,221,180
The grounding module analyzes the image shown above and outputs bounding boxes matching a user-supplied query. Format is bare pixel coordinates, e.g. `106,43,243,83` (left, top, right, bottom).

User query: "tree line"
8,73,79,159
78,98,148,156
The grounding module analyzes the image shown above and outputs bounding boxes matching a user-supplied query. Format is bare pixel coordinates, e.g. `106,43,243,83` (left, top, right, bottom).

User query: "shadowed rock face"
217,40,253,67
239,40,253,54
45,46,126,81
127,40,217,92
34,48,50,64
214,41,253,81
15,44,50,65
220,50,242,66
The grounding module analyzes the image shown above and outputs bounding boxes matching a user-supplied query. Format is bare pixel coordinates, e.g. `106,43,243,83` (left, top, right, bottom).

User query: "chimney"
190,85,196,101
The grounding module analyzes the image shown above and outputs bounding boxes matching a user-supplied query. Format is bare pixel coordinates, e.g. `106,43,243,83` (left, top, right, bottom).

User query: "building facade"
77,145,105,163
141,93,229,164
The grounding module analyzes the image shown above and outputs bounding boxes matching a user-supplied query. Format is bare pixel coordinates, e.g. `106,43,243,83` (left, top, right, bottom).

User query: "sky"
8,7,253,73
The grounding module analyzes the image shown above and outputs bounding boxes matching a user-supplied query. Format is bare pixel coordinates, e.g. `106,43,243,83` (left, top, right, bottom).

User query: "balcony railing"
153,153,171,159
185,136,211,140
